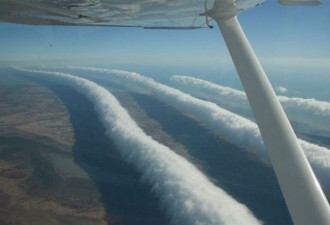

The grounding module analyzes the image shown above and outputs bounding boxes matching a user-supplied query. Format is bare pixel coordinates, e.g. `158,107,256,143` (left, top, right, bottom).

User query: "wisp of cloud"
61,66,330,193
275,86,288,94
14,67,262,225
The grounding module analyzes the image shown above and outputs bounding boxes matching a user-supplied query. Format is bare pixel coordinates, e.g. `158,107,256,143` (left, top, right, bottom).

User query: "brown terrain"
0,73,107,225
0,71,191,225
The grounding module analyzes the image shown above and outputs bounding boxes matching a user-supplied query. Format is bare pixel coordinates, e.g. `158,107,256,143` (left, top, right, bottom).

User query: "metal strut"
204,0,214,28
208,8,330,225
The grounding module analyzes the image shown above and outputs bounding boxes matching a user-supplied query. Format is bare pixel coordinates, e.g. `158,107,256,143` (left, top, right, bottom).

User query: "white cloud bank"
170,75,330,117
60,66,330,192
15,67,261,225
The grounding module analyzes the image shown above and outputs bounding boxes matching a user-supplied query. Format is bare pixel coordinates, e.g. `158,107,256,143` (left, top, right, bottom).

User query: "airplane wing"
0,0,264,28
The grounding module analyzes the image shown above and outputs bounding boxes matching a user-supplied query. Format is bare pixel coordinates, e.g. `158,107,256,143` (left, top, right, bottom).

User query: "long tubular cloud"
60,66,330,192
169,75,330,134
15,67,261,225
170,75,330,117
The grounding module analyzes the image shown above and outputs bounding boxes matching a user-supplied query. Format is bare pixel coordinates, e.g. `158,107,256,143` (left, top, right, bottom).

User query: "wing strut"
208,8,330,225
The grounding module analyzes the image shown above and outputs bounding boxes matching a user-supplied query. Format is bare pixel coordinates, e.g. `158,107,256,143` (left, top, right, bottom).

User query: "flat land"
0,72,106,225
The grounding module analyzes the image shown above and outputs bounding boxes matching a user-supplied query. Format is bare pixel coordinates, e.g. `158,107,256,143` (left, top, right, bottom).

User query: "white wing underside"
0,0,264,28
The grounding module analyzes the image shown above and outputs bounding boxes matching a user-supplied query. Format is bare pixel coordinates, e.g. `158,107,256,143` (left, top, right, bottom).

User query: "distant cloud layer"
61,66,330,193
15,67,261,225
170,75,330,134
170,75,330,117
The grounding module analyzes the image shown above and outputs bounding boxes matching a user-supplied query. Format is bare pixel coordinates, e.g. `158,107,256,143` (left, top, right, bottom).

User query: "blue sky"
240,1,330,59
0,0,329,98
1,1,329,65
